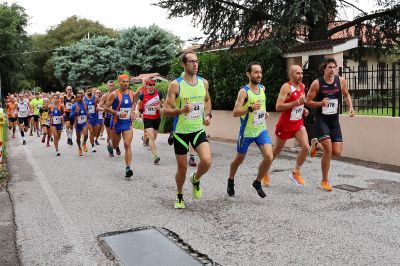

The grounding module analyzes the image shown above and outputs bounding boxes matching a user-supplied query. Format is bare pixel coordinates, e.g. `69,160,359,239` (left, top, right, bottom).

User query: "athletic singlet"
111,90,134,131
173,77,206,134
141,89,161,119
39,108,50,126
7,102,17,118
240,84,267,138
17,100,29,118
84,96,97,120
50,104,63,126
276,82,305,131
316,75,341,119
63,95,75,112
73,102,88,125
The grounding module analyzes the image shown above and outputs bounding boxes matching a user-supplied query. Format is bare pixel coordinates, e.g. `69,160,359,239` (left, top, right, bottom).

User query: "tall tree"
53,36,122,87
28,16,117,91
156,0,400,70
116,25,181,76
0,3,29,94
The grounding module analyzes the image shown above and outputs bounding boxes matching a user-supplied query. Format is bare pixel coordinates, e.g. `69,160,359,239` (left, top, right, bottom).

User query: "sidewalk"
0,184,19,266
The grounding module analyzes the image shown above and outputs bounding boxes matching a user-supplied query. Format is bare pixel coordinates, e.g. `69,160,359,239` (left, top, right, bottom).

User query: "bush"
169,41,286,111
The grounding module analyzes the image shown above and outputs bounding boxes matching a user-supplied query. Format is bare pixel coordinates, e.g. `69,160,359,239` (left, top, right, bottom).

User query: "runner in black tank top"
306,58,354,192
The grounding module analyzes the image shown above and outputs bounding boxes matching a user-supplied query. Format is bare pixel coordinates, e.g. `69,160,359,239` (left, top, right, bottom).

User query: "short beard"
250,78,260,85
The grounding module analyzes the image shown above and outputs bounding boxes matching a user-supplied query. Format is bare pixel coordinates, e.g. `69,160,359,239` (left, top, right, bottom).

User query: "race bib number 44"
186,102,204,120
253,110,266,126
290,105,304,121
322,99,338,115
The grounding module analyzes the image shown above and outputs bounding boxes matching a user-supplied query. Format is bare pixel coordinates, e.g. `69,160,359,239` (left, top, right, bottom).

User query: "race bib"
253,110,266,126
322,99,338,115
144,105,157,115
65,102,72,110
52,116,61,125
186,102,204,120
119,107,131,120
19,110,28,117
88,105,95,114
77,115,87,124
98,111,103,119
45,118,50,126
290,105,304,121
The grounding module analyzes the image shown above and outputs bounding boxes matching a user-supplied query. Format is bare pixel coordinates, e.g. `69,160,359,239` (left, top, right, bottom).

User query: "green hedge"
169,41,286,111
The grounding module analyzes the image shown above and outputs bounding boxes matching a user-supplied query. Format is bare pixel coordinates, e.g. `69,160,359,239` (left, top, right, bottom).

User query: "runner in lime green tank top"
164,50,212,209
227,62,273,199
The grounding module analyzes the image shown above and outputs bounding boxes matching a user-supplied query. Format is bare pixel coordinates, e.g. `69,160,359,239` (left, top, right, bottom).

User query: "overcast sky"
6,0,376,45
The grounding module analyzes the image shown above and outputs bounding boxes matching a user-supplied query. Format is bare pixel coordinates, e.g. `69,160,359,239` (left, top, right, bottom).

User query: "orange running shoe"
78,149,83,156
320,180,332,192
82,143,88,152
290,171,305,186
309,138,318,157
261,174,270,187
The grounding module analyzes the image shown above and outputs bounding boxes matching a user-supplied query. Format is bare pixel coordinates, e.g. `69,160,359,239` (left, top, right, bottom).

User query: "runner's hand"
182,102,193,114
118,111,127,118
298,95,306,104
252,101,261,111
349,108,355,117
303,108,309,117
321,98,330,107
204,116,211,126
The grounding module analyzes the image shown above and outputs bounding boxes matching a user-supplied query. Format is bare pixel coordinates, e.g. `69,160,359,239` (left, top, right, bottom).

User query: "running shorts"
173,130,208,155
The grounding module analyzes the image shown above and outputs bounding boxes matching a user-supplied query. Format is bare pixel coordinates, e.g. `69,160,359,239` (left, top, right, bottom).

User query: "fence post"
392,63,396,117
339,67,343,114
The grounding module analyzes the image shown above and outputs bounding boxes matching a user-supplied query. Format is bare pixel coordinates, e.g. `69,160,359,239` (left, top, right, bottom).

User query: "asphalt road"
7,128,400,265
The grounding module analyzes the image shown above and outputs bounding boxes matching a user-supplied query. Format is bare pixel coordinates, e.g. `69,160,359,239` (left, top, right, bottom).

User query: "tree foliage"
0,3,29,93
53,36,122,87
156,0,400,47
28,16,117,91
116,25,181,76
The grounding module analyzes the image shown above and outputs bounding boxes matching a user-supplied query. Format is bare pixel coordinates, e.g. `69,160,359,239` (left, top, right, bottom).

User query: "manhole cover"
333,184,365,192
98,227,218,266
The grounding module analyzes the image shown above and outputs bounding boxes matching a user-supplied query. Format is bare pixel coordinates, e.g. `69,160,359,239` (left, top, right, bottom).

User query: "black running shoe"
22,140,26,145
252,180,266,198
168,132,174,145
227,178,235,197
116,147,121,155
125,167,133,178
94,140,100,145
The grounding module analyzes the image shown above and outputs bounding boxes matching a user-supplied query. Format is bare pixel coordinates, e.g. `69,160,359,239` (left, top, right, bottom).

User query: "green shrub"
169,41,286,111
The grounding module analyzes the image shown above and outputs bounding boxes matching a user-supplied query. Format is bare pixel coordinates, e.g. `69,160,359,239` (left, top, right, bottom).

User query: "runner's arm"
163,80,184,117
203,79,212,117
104,92,118,116
69,104,77,120
306,80,327,108
340,77,354,117
276,83,299,111
233,89,250,117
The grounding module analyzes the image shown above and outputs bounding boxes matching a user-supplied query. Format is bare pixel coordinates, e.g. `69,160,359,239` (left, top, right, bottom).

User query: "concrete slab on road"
7,129,400,265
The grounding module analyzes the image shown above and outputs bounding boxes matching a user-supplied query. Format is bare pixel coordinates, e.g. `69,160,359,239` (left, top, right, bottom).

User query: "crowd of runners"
5,51,354,209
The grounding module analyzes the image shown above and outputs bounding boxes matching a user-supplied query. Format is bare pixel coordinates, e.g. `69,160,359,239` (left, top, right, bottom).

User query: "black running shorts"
18,117,30,127
143,118,161,130
173,130,208,155
315,116,342,142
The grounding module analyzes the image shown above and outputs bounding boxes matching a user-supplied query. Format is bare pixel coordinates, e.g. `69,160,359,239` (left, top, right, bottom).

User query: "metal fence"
339,63,400,117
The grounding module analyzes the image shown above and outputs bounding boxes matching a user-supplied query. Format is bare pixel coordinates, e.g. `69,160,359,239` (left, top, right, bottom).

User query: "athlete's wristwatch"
247,106,253,113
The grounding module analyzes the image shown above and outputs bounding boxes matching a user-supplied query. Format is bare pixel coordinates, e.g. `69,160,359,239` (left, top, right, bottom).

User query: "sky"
6,0,377,46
